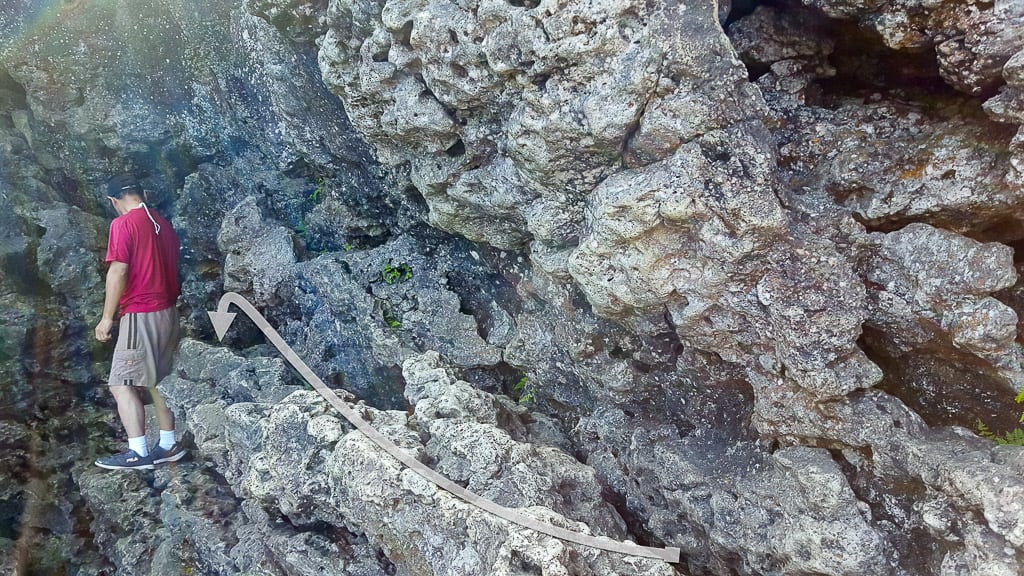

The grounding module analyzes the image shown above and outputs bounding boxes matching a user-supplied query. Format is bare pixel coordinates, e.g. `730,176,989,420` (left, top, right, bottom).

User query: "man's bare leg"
148,385,185,461
110,385,145,438
94,385,152,469
149,386,175,434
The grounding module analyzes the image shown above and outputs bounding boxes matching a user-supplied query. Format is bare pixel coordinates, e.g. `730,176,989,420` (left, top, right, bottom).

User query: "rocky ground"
1,0,1024,574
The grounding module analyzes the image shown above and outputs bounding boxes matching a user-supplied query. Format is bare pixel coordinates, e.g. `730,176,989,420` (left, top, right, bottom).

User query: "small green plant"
381,262,413,285
977,420,1024,446
977,387,1024,446
513,375,536,404
344,243,354,252
382,307,402,329
309,176,326,203
295,219,308,238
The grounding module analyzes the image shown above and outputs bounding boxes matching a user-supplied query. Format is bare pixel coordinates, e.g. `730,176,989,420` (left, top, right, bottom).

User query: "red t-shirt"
105,205,181,314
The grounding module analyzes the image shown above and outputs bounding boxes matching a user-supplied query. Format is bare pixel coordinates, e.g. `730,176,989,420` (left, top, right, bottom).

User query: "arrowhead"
208,311,237,341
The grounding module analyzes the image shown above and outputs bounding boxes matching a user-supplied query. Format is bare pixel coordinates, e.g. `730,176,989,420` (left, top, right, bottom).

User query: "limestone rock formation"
317,0,765,256
146,343,676,575
3,0,1024,574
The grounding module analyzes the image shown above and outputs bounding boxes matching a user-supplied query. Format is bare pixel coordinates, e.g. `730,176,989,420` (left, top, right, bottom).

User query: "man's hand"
95,318,115,342
99,261,128,342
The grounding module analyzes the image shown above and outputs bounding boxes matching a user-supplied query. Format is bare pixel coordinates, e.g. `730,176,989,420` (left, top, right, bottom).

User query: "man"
94,174,185,470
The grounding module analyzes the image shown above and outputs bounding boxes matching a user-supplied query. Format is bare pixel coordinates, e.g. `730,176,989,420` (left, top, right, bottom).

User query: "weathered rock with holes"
4,0,1024,573
579,408,892,575
318,0,764,255
934,0,1024,96
865,224,1018,368
285,232,506,394
986,49,1024,126
769,389,1024,576
317,0,887,452
985,48,1024,189
859,224,1024,432
163,341,677,575
567,131,785,324
77,452,392,576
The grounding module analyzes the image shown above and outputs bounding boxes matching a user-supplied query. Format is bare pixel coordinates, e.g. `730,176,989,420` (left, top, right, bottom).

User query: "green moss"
309,176,325,204
381,262,413,285
975,386,1024,445
513,375,536,405
977,419,1024,447
381,307,402,329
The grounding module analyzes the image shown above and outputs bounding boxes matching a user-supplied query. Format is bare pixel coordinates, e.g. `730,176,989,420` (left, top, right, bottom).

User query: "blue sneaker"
151,443,186,464
95,449,154,470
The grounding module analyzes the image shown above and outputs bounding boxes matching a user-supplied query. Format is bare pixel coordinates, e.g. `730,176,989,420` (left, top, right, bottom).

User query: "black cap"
106,174,143,199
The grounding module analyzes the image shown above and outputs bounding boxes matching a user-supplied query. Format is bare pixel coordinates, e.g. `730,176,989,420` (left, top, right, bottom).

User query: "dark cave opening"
724,0,763,26
817,23,957,103
726,0,997,109
857,328,1023,436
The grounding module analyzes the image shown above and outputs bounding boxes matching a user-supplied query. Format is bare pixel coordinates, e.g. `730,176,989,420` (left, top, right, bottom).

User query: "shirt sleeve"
105,218,131,264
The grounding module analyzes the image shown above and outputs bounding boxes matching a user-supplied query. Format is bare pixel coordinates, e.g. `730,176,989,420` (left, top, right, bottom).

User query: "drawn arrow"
210,291,681,564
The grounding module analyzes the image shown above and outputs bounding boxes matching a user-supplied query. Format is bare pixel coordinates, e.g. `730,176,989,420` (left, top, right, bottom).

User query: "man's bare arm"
95,261,128,342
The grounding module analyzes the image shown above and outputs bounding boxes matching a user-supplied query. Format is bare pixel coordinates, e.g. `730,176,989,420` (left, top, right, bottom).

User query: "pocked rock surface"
1,0,1024,574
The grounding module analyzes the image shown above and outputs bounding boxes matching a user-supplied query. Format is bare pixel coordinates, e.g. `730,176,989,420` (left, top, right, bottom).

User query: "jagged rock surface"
152,343,676,575
0,0,389,572
3,0,1024,574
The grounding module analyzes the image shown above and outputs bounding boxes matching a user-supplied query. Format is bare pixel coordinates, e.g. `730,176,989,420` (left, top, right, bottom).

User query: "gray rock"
77,469,164,576
986,49,1024,126
985,48,1024,190
568,130,785,323
218,197,298,304
0,192,27,262
775,98,1022,237
35,203,107,312
4,0,1024,573
858,223,1024,433
578,408,891,575
318,0,764,256
866,224,1018,365
284,233,504,395
766,389,1024,569
323,353,674,575
245,0,329,43
165,340,676,575
728,5,835,71
935,0,1024,96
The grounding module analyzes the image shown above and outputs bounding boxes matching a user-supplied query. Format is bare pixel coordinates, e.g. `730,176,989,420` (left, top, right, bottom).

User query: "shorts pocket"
112,348,148,387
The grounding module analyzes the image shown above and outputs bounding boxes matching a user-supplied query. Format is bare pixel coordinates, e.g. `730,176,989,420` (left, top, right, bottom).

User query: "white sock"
159,430,176,450
128,436,148,457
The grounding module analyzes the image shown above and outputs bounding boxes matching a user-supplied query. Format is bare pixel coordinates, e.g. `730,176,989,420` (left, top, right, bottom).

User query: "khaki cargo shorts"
108,307,180,388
